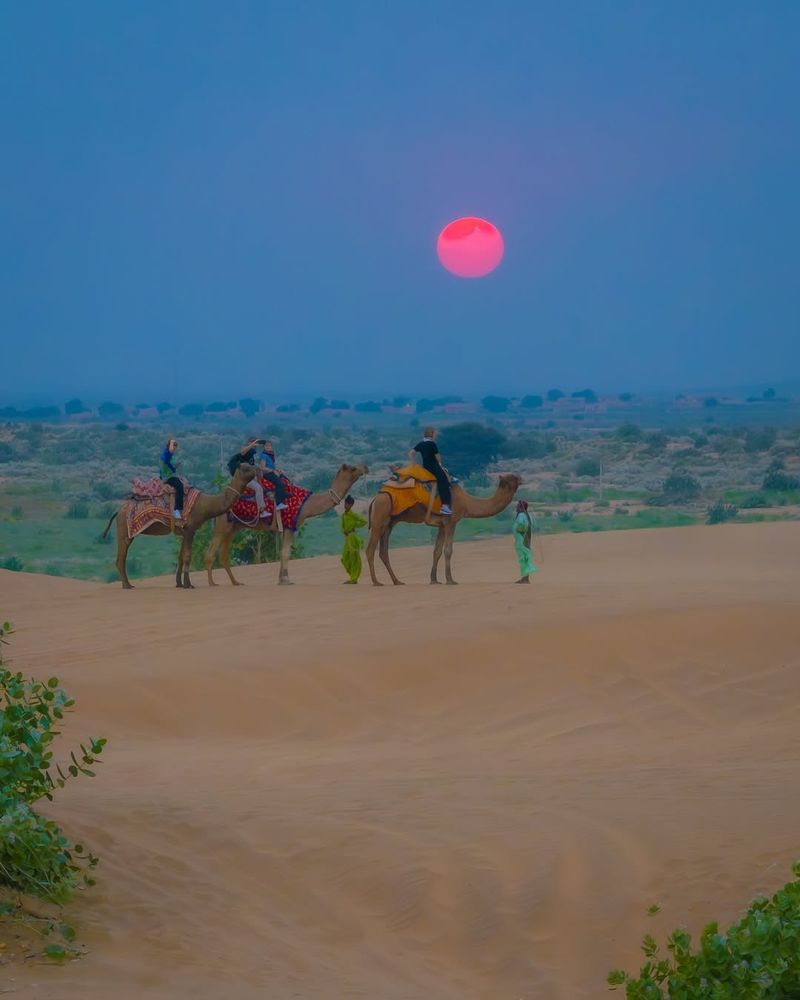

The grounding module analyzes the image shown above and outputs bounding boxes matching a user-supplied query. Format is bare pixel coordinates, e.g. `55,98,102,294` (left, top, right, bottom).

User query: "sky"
1,1,799,403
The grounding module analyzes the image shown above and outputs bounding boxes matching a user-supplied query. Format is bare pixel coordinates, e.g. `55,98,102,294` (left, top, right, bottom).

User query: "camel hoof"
430,580,441,585
392,580,405,586
372,581,384,587
278,579,294,586
446,580,459,586
208,581,218,588
232,581,244,587
122,584,135,590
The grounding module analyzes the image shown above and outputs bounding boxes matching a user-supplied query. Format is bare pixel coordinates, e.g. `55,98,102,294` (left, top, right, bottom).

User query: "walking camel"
366,473,522,586
103,463,256,590
204,463,368,586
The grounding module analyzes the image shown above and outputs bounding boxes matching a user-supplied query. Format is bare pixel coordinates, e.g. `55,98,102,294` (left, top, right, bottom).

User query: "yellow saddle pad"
380,480,442,517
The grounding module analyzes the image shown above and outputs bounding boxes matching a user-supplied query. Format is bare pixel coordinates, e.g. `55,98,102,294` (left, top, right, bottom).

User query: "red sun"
437,217,504,278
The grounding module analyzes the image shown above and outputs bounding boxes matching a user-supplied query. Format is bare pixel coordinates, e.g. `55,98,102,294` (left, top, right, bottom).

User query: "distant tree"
703,396,719,408
309,397,328,414
415,398,434,414
64,398,88,416
178,403,204,417
0,442,14,463
239,398,261,418
276,403,301,413
438,423,507,477
354,401,382,413
763,387,776,399
644,431,668,454
114,423,129,432
156,401,173,414
763,461,800,491
575,457,601,477
572,388,597,403
547,389,565,402
0,556,24,572
98,401,124,418
481,395,510,413
618,392,635,402
225,401,237,410
520,394,543,409
329,399,351,410
205,401,228,413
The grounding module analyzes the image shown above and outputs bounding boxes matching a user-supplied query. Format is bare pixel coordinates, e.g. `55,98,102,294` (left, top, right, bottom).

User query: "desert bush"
10,505,23,519
706,502,738,525
575,457,601,477
0,557,24,572
0,442,14,463
662,472,701,500
617,422,643,441
644,432,668,454
744,427,777,453
520,394,543,409
0,623,106,906
438,423,507,477
741,492,769,509
64,501,89,520
763,466,800,492
608,861,800,998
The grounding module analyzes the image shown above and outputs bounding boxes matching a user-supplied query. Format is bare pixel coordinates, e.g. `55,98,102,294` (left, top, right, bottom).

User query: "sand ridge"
0,522,798,998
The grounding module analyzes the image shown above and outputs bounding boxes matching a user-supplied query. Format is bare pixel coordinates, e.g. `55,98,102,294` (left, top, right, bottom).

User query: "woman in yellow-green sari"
513,499,538,584
341,495,368,584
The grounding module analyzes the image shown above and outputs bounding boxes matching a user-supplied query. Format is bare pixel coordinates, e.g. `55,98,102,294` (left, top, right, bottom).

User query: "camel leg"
430,526,445,584
379,522,403,585
178,530,195,589
366,524,383,586
277,530,294,585
221,533,243,586
444,523,458,585
205,523,224,587
115,517,135,590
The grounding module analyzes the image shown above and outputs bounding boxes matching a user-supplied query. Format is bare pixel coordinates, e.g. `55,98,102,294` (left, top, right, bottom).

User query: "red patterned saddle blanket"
126,478,200,537
229,476,311,531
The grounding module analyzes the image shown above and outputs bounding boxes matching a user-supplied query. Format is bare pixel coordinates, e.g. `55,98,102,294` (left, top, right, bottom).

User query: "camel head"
332,463,369,492
498,473,523,496
232,463,257,487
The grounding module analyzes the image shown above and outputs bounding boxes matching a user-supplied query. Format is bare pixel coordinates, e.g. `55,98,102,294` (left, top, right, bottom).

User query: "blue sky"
1,2,798,402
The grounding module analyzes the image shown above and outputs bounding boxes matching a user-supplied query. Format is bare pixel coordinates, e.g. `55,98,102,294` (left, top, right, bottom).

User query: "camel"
103,463,257,590
365,473,522,586
204,463,369,586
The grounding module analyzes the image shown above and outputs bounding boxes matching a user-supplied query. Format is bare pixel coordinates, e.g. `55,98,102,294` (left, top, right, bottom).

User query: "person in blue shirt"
258,439,287,511
158,438,184,520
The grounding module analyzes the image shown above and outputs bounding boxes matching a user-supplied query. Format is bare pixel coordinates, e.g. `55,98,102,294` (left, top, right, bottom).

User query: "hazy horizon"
3,3,799,401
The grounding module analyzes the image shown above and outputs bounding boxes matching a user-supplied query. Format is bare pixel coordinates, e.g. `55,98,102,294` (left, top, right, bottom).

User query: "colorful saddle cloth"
228,476,311,531
379,463,443,517
126,478,200,537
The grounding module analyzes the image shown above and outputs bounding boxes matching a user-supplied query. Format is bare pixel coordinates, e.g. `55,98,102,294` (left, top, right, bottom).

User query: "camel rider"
258,440,288,511
413,427,452,515
228,439,287,518
159,438,184,521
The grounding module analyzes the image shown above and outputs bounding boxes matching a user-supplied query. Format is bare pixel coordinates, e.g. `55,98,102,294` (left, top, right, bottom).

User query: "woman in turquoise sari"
513,499,537,584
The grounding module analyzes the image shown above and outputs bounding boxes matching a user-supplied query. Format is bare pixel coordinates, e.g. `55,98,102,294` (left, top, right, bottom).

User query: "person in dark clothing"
159,438,184,520
413,427,452,514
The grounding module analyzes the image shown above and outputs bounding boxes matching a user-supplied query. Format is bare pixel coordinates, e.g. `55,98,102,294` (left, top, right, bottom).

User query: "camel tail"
102,511,119,539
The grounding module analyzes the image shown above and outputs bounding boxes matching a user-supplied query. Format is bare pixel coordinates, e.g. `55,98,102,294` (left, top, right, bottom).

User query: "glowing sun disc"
437,216,504,278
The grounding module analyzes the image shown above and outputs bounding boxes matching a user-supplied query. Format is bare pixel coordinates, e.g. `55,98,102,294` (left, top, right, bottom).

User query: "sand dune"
0,522,798,999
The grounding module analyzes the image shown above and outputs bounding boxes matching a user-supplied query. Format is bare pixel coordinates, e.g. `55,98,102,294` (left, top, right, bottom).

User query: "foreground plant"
608,862,800,998
0,619,105,951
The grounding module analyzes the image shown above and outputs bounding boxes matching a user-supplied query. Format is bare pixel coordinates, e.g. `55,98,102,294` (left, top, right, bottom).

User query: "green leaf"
44,944,67,963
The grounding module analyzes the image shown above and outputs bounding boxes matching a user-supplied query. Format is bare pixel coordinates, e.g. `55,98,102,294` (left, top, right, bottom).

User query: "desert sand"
0,522,798,999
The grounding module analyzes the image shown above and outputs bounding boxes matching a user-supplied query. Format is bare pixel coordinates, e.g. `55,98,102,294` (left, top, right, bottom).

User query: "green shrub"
763,468,800,492
608,861,800,998
575,457,601,477
741,492,769,509
0,557,24,572
706,502,738,525
0,623,106,904
10,506,23,519
744,427,777,453
64,501,89,520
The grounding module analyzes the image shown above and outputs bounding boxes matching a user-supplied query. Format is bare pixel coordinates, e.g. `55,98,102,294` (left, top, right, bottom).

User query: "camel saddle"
126,477,200,537
380,465,443,518
229,475,311,531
